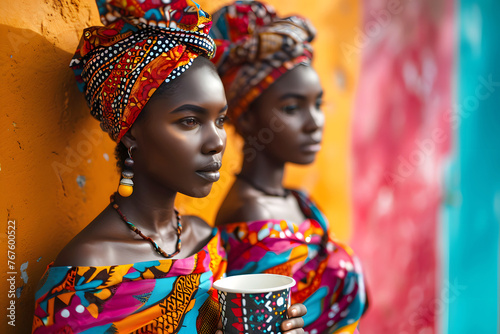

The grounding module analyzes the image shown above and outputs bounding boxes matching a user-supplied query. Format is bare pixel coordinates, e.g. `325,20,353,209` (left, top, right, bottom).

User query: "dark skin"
54,57,306,333
216,64,324,226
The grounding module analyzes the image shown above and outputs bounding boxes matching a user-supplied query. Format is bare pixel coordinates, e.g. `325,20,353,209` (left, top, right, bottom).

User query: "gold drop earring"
118,146,135,197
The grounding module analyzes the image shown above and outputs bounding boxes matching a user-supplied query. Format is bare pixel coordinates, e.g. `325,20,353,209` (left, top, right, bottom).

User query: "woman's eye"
281,104,299,114
315,100,323,110
180,117,199,127
216,115,228,127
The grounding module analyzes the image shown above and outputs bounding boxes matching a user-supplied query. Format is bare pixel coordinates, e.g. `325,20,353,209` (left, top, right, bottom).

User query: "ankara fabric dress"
219,191,366,333
32,230,226,333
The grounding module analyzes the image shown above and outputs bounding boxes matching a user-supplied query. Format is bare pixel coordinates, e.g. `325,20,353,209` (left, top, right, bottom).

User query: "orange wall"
0,1,360,333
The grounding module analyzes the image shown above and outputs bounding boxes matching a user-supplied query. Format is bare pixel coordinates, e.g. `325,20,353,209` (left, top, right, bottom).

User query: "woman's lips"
301,143,322,153
195,170,221,182
196,161,222,182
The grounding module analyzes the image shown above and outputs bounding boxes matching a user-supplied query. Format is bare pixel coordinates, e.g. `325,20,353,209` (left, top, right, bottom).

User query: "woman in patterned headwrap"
31,1,307,333
211,1,367,333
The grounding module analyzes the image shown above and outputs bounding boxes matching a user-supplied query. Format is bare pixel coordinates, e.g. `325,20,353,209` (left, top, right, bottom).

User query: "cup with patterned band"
213,274,296,334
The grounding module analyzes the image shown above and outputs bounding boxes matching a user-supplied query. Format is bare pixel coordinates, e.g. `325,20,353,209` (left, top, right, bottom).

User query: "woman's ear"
120,131,138,151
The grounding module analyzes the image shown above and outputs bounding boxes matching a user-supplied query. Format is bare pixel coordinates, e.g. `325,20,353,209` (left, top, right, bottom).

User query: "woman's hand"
215,303,307,334
215,317,223,334
281,303,307,333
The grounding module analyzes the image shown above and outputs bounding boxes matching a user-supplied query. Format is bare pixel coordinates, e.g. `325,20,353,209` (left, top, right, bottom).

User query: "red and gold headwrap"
71,0,216,142
210,1,316,120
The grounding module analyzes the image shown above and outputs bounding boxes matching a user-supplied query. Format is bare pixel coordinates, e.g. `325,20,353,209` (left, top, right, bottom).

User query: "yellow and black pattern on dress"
133,322,155,334
155,274,201,333
196,288,220,334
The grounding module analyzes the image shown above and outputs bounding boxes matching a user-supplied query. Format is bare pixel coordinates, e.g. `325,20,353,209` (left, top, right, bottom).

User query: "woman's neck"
113,174,178,234
239,145,286,195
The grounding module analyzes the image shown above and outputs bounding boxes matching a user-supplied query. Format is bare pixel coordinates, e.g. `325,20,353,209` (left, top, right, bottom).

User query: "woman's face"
244,65,324,165
127,58,228,198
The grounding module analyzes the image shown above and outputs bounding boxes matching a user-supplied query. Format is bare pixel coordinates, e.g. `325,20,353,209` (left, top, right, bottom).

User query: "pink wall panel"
351,0,454,333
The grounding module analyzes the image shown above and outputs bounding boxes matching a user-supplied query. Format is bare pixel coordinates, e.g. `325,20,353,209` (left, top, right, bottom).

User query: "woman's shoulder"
53,238,105,268
53,206,132,267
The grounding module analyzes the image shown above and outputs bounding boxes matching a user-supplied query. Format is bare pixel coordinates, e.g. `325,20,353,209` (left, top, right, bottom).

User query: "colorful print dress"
32,229,226,334
219,191,367,334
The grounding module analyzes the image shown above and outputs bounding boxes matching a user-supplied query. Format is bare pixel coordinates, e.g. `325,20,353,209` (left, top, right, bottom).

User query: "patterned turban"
70,0,216,142
210,0,316,120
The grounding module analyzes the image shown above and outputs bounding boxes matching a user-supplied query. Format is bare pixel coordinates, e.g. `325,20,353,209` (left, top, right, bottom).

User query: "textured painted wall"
0,1,359,333
351,0,454,333
1,2,111,333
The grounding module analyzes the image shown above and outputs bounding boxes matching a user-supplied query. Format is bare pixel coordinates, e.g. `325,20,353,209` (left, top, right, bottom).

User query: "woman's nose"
201,124,225,155
303,106,324,133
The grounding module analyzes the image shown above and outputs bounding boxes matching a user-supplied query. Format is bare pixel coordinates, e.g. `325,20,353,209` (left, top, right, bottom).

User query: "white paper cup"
213,274,296,334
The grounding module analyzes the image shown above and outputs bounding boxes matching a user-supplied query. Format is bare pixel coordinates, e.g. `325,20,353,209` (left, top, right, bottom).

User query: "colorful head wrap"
70,0,216,142
210,0,316,120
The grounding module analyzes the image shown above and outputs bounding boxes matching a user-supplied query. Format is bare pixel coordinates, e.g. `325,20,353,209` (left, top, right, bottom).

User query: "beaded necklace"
110,194,182,258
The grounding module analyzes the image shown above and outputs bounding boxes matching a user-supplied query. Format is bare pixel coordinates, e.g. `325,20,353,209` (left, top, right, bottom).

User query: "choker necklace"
110,194,182,258
236,173,290,198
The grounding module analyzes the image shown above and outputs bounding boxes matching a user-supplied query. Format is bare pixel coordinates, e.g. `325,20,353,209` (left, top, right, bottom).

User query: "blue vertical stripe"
444,1,500,333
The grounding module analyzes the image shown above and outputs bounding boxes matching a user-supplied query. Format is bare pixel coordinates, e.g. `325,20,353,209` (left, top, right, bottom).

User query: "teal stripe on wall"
444,1,500,333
